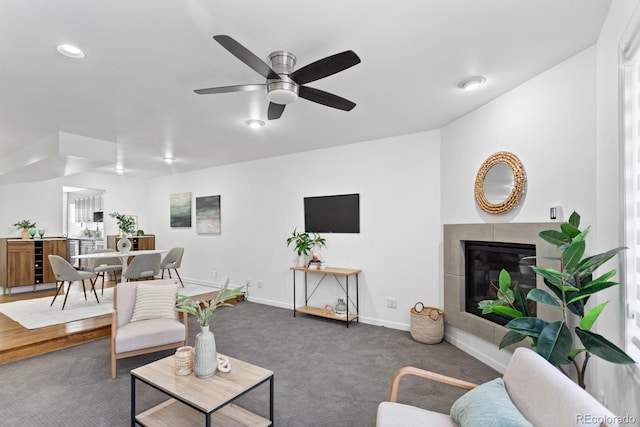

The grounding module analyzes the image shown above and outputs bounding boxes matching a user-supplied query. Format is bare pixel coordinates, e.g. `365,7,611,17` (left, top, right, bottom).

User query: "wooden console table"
290,266,361,327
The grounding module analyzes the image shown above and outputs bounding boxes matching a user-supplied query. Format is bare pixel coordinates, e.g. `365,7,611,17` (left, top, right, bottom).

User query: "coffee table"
130,354,274,426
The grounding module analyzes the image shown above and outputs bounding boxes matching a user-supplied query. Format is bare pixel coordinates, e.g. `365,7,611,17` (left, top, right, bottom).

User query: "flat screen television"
304,193,360,233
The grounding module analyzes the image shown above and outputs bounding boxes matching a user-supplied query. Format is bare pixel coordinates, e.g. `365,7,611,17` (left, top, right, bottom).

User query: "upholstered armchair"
111,279,188,379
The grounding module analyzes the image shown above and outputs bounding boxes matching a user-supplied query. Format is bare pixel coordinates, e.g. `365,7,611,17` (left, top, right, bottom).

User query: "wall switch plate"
257,280,263,288
387,297,397,309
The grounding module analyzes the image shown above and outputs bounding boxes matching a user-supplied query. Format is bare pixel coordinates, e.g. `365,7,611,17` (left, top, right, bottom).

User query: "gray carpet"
0,301,499,426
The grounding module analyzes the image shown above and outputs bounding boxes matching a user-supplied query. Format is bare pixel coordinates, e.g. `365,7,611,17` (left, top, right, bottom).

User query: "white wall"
0,172,149,238
144,131,441,328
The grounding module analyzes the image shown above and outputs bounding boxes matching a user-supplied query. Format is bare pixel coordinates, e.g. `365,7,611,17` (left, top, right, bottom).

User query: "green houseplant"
176,279,244,378
109,212,135,235
13,219,36,239
286,228,327,266
478,211,635,388
176,279,245,326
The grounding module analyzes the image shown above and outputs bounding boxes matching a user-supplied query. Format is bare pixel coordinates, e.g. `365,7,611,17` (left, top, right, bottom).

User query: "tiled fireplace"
443,222,561,347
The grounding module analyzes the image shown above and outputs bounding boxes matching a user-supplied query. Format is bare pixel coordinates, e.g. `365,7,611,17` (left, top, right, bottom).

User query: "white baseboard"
444,325,511,373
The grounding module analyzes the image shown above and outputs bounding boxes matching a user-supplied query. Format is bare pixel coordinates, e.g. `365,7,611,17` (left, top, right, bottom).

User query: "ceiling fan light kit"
194,35,361,120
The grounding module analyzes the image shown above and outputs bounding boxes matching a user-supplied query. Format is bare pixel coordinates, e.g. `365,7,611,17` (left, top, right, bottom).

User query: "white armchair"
111,279,188,379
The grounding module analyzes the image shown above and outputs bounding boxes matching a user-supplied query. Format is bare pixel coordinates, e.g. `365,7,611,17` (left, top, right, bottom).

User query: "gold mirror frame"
474,151,526,215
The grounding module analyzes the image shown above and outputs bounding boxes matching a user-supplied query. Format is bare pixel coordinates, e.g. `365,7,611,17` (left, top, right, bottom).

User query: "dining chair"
160,247,184,287
48,254,99,310
122,253,161,281
87,248,123,295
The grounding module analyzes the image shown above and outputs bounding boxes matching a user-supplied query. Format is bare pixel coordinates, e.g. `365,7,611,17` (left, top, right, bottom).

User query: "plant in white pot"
109,212,135,252
176,279,244,378
286,228,327,267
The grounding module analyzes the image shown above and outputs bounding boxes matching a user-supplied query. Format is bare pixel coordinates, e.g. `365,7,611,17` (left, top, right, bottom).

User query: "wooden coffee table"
130,354,274,426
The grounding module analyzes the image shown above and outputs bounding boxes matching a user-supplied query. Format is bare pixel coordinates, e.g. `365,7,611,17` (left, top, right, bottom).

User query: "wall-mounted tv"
304,193,360,233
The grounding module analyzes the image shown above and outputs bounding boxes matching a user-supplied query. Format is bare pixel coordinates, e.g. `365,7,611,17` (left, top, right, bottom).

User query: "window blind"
623,59,640,362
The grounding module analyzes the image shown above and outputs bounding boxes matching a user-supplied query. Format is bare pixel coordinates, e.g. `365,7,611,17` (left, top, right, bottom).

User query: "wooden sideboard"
106,235,155,251
0,237,68,294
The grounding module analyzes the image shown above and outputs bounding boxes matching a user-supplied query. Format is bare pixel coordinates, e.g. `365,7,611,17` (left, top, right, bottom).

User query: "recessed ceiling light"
114,165,124,174
56,44,86,59
458,76,486,91
245,119,265,129
162,155,175,163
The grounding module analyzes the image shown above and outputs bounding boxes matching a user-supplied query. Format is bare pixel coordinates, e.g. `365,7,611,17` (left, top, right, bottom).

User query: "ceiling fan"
194,35,361,120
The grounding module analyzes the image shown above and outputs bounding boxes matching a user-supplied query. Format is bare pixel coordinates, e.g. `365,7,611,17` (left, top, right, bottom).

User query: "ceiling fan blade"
268,102,286,120
290,50,361,85
194,84,265,95
298,86,356,111
213,35,280,80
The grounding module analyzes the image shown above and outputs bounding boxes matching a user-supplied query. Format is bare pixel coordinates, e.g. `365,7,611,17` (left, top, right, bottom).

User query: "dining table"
71,249,167,274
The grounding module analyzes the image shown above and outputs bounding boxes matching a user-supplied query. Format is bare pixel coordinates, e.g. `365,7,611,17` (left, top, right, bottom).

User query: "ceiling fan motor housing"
267,51,299,104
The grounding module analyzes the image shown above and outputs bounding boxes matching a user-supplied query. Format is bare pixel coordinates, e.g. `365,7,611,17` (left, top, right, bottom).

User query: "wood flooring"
0,279,240,365
0,281,113,365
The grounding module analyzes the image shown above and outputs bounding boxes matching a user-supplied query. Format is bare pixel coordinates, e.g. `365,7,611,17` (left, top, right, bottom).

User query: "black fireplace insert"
464,241,536,325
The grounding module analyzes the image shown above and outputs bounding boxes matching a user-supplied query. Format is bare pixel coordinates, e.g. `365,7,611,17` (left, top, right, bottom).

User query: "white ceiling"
0,0,611,182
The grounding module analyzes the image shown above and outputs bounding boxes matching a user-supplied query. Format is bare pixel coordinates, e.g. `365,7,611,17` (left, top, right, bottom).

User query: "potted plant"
109,212,135,252
286,228,327,267
478,211,635,388
13,219,36,240
176,279,244,378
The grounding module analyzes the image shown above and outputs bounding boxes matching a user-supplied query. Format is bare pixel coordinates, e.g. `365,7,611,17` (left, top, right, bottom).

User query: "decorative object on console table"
477,211,635,389
13,219,36,240
176,278,245,378
109,212,135,253
334,298,347,316
286,228,327,267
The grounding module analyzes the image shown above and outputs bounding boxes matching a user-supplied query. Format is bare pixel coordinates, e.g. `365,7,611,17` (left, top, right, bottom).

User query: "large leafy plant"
478,212,635,388
176,279,244,327
109,212,135,235
286,228,327,256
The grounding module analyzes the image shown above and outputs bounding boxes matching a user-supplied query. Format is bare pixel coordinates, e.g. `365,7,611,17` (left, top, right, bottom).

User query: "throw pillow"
130,282,178,322
450,378,533,427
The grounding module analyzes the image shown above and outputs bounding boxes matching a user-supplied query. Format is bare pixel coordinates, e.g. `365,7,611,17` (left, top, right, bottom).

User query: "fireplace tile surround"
443,222,561,348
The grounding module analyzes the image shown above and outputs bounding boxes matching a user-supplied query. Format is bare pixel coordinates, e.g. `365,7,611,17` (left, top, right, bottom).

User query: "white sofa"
377,347,619,427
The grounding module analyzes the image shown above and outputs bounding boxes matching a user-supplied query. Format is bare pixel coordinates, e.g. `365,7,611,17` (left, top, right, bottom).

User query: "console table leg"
292,270,296,317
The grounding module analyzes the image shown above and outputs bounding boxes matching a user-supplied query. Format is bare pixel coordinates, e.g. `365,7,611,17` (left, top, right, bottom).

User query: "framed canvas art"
196,195,221,234
170,192,192,227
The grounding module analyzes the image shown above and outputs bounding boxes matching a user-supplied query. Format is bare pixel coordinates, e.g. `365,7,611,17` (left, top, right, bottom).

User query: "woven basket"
175,346,194,376
409,302,444,344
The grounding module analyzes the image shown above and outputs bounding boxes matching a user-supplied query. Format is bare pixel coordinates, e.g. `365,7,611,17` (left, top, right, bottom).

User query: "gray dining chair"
160,247,184,287
48,254,99,310
122,253,161,281
87,248,123,295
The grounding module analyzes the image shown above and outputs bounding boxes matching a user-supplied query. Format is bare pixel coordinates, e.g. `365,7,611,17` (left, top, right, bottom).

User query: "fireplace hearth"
464,241,536,325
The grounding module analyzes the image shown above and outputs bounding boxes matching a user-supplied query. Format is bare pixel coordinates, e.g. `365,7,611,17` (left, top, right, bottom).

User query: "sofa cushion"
377,402,457,427
115,318,185,354
450,378,533,427
130,282,178,322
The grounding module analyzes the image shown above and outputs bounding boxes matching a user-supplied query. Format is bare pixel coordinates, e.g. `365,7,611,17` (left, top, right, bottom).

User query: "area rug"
0,281,221,330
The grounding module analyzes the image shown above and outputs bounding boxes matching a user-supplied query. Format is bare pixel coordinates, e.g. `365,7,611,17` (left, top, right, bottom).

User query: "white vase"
117,233,131,253
194,324,217,378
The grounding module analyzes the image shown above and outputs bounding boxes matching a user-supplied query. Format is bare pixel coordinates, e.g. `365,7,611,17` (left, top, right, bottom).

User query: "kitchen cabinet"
0,238,68,294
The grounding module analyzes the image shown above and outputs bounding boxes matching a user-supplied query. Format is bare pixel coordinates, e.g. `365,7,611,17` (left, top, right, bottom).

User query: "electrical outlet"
257,280,263,288
387,297,397,309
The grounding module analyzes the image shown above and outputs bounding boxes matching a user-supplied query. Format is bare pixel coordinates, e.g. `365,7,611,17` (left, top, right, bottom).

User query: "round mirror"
474,151,526,215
